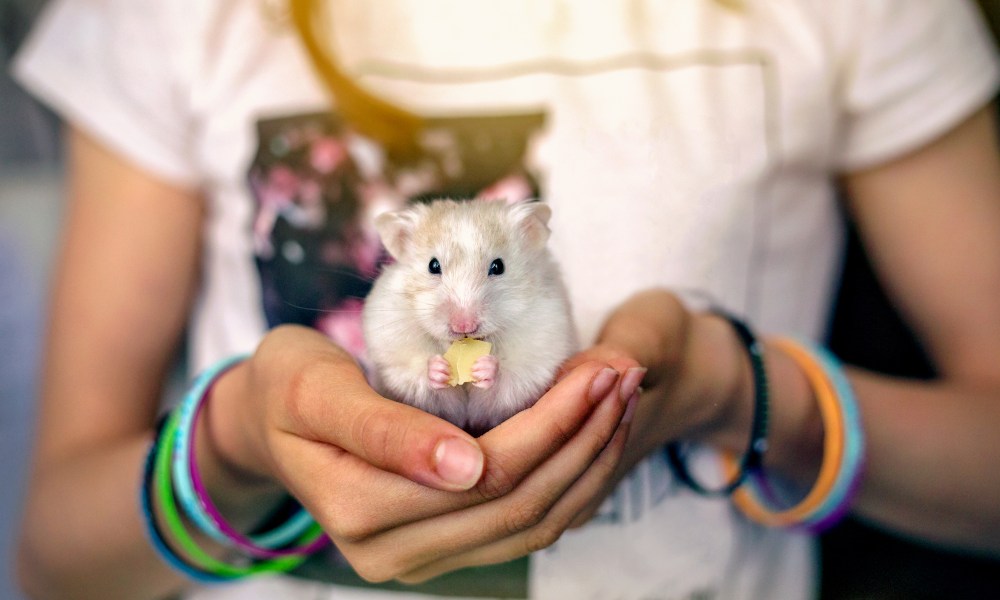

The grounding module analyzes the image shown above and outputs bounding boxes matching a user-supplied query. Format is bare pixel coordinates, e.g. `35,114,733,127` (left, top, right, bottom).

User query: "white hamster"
362,198,577,435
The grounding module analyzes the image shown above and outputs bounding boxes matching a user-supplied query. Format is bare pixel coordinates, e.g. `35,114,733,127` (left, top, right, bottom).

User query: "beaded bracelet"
727,338,865,533
725,338,841,525
170,354,323,557
665,312,769,496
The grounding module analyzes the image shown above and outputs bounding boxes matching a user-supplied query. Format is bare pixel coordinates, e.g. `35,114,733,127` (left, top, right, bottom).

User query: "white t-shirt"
14,1,999,599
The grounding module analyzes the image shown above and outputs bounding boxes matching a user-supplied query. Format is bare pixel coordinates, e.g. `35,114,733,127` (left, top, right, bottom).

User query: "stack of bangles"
665,312,866,534
140,354,330,583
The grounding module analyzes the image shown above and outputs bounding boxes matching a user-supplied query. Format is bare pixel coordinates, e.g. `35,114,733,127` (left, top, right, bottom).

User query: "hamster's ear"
374,209,417,259
509,201,552,249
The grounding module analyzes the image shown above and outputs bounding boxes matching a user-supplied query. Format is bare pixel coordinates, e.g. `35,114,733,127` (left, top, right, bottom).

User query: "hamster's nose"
449,311,481,336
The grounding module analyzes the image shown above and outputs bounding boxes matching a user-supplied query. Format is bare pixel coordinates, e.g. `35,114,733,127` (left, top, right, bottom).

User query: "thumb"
284,360,484,492
590,289,691,383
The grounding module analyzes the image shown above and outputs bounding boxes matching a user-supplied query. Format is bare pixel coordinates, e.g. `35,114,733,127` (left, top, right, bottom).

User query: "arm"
18,127,638,599
564,105,1000,555
16,126,212,599
837,104,1000,552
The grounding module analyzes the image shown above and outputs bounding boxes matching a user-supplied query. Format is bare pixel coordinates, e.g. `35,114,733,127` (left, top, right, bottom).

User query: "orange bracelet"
724,337,845,527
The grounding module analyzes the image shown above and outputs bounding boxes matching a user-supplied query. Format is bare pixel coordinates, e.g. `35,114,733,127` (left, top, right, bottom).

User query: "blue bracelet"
170,354,315,550
743,339,865,532
140,414,233,584
797,341,865,532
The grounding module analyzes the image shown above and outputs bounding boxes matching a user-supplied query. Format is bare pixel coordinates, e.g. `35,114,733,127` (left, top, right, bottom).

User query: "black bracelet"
665,311,769,496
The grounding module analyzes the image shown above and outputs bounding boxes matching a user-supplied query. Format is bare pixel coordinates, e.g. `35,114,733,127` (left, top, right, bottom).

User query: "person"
11,0,1000,598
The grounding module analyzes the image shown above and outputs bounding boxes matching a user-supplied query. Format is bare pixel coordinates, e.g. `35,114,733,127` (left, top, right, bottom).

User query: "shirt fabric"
14,0,999,599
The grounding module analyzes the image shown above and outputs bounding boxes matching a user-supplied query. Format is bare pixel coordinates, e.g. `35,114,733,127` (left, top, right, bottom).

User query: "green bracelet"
152,410,324,578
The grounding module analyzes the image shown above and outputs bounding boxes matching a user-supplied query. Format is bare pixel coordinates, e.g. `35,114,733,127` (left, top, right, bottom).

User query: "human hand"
207,324,639,583
559,289,748,526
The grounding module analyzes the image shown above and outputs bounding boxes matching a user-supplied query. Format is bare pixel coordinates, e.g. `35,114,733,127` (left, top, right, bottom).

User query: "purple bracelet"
187,384,330,558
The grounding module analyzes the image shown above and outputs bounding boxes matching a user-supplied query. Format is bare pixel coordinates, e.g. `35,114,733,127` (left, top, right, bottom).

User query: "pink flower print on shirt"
315,297,368,361
252,165,300,257
475,173,535,203
349,230,385,278
310,136,348,174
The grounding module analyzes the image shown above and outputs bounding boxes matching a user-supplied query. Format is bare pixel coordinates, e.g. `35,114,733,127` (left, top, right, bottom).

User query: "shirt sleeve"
833,0,1000,171
11,0,200,187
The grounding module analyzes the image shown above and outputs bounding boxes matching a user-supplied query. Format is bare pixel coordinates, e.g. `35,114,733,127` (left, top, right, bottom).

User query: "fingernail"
589,368,619,402
619,367,647,403
433,438,484,489
622,392,639,425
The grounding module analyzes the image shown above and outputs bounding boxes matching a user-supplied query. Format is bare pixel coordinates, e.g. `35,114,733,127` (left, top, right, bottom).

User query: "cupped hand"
209,324,640,583
560,289,692,387
558,289,747,526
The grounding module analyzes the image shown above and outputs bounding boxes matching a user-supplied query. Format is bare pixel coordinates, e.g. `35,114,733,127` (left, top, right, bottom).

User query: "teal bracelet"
737,338,865,532
140,415,233,583
171,354,316,551
794,341,865,532
154,410,322,579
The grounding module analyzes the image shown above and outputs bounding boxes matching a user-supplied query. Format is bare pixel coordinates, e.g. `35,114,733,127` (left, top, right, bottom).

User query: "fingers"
402,392,638,583
279,361,626,528
341,378,634,583
472,362,620,499
271,435,449,542
276,356,484,492
271,358,633,549
599,290,690,380
261,325,639,581
557,346,627,380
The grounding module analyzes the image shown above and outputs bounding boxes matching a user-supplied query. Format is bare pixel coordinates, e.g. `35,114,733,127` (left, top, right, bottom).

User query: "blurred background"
1,1,999,600
1,0,61,599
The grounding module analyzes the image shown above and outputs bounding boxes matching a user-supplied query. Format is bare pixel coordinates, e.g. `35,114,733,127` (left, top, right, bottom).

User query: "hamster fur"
361,198,577,434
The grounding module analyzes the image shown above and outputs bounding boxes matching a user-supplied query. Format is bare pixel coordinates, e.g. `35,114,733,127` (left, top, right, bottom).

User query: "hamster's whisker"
305,266,379,283
279,301,365,315
360,307,436,314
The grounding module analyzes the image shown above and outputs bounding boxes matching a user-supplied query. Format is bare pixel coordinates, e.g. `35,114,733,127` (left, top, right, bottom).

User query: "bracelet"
727,338,865,532
725,338,841,525
171,354,323,557
140,415,232,584
141,413,323,583
665,311,769,496
797,342,865,532
185,384,328,557
158,410,322,577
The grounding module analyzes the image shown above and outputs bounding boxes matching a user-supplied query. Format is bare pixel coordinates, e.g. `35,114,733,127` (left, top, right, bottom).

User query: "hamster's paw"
428,355,453,389
471,354,499,389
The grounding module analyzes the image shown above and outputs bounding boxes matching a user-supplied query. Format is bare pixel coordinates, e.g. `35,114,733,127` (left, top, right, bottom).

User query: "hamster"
361,198,577,435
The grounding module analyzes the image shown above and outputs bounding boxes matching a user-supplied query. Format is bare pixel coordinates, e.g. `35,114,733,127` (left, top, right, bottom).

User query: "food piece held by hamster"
361,197,577,435
444,338,493,386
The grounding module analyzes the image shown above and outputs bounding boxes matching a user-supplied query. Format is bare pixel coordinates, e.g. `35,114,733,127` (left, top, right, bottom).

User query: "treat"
443,338,492,386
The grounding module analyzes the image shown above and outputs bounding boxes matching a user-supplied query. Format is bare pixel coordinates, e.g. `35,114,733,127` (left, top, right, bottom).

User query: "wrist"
686,315,823,479
683,312,755,447
758,340,825,480
666,310,770,495
198,359,283,498
142,356,328,580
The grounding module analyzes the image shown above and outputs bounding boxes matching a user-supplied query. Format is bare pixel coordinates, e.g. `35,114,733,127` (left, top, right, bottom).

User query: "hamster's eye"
489,258,505,276
428,257,441,275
